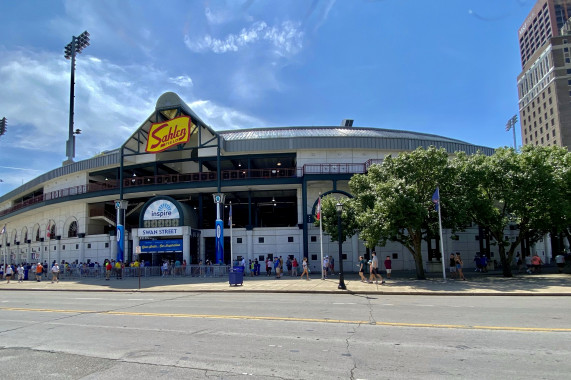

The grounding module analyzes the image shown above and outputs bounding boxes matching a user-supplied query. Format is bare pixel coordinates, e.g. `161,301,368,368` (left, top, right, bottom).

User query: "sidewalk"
1,270,570,295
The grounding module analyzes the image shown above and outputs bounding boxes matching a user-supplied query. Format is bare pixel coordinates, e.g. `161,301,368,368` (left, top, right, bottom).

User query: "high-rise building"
517,0,571,149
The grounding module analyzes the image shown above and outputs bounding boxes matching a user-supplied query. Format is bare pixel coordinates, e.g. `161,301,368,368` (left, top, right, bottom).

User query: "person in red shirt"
36,263,43,282
384,256,392,279
105,260,112,280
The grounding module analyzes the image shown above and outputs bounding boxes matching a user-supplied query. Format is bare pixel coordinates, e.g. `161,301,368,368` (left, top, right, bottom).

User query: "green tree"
543,147,571,253
348,147,459,279
315,195,359,244
457,146,569,277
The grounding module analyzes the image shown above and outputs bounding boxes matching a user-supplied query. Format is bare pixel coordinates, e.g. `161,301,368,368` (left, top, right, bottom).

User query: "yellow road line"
1,307,570,332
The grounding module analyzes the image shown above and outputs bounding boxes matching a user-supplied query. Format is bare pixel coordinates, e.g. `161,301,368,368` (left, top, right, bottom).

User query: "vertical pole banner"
117,224,125,262
215,219,224,264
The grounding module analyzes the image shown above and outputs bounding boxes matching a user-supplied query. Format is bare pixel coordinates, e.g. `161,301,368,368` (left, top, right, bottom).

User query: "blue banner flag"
228,204,232,227
117,224,125,262
215,219,224,264
432,187,440,212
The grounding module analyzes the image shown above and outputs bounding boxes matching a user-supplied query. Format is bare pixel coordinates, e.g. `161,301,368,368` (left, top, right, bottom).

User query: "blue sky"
0,0,533,194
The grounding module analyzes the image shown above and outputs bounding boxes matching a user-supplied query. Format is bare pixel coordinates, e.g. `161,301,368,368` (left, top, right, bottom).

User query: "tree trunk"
498,245,513,277
412,237,426,280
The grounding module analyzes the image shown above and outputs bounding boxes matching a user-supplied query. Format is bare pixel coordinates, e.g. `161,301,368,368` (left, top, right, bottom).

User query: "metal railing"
0,162,378,217
23,265,233,280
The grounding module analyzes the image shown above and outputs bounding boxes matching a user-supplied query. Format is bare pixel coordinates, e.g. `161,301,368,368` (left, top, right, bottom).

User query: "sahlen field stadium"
2,92,522,275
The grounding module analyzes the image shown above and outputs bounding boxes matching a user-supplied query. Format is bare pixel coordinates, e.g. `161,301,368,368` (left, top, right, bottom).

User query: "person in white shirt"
17,264,25,283
5,264,13,284
368,251,385,285
51,263,60,283
322,256,329,279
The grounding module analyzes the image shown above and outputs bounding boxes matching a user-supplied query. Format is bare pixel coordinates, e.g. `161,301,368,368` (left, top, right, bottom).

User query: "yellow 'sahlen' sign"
145,116,192,153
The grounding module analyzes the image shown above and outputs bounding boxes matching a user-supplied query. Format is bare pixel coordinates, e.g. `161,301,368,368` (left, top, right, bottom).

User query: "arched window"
35,228,40,242
68,221,78,238
48,224,56,240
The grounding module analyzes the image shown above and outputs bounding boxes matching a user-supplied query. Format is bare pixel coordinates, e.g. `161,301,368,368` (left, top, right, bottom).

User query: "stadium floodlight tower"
63,31,90,166
0,117,6,137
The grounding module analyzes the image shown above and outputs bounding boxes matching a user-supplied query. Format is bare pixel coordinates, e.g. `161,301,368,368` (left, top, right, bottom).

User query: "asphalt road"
0,292,570,379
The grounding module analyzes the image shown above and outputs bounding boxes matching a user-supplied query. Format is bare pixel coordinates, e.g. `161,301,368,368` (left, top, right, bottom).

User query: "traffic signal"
0,117,6,136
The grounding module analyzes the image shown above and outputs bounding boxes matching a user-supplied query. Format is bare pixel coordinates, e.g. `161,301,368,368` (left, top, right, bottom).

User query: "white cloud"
184,20,304,56
188,100,267,130
0,48,156,162
168,75,194,88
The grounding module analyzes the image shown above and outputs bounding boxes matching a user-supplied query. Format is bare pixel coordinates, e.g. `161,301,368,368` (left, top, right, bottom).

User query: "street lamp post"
63,31,90,165
336,202,347,290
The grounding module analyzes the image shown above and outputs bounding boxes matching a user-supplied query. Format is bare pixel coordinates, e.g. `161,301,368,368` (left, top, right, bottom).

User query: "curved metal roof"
218,126,494,156
219,126,465,143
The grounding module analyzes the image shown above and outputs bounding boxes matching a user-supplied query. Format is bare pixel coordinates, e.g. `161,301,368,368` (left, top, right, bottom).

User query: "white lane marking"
332,302,356,305
73,298,104,300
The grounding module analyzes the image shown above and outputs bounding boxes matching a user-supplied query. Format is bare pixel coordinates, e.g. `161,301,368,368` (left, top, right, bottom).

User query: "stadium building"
1,92,527,273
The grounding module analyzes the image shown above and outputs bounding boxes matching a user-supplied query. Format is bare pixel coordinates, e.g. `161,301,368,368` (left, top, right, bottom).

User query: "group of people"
449,253,467,280
473,253,488,273
357,251,388,285
258,256,301,278
1,261,63,283
321,256,335,279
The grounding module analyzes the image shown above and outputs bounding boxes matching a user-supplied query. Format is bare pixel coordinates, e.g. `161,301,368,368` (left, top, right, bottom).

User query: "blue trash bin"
229,267,244,286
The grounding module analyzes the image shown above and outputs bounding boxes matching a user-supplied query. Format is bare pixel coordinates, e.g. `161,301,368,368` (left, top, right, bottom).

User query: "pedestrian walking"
515,253,523,273
17,264,25,283
322,256,329,279
274,257,281,278
368,251,385,285
358,256,367,282
105,260,112,280
266,258,272,276
292,257,298,276
449,253,457,278
5,264,13,283
455,253,466,280
36,262,43,282
329,256,335,275
51,262,60,283
384,256,392,279
300,257,310,280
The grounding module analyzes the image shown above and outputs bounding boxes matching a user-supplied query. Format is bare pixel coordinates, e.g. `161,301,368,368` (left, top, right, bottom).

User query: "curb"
1,287,570,296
